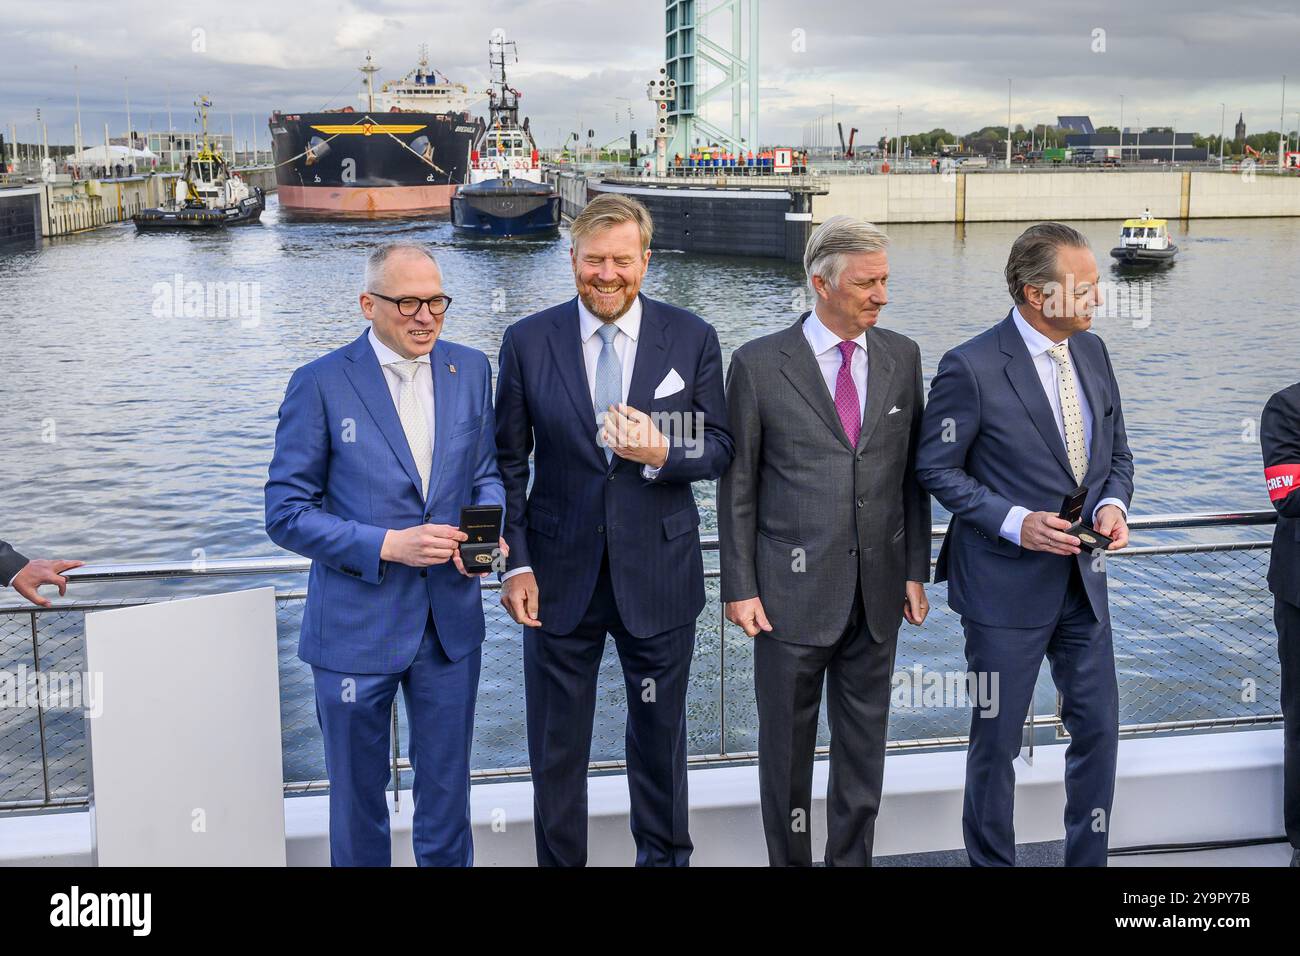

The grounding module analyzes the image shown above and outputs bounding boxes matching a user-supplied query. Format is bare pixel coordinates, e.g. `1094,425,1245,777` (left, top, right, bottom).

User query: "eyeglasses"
369,292,453,317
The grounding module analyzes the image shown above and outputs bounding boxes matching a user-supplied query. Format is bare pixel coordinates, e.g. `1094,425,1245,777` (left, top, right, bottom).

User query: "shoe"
1291,847,1299,868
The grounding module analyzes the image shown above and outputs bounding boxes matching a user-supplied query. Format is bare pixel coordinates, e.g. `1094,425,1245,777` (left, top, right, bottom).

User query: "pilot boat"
1109,210,1178,267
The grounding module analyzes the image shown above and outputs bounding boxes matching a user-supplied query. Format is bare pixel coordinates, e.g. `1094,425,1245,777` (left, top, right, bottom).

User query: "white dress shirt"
369,327,435,448
503,296,658,582
999,307,1127,545
802,308,868,424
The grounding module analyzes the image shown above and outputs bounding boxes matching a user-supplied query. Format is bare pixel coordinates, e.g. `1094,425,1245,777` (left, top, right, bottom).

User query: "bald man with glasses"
266,242,504,867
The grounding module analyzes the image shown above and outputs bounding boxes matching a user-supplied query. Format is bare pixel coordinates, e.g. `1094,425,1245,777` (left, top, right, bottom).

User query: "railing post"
29,611,51,805
718,597,726,758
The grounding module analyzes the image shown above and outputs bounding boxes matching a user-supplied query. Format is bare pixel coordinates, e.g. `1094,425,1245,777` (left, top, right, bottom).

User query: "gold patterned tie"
388,360,432,497
1047,342,1089,484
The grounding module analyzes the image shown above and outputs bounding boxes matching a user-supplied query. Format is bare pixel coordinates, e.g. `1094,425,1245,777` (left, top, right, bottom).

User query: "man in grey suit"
719,216,932,866
0,539,82,608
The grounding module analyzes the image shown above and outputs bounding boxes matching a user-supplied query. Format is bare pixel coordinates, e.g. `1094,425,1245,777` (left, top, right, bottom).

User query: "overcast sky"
2,0,1298,149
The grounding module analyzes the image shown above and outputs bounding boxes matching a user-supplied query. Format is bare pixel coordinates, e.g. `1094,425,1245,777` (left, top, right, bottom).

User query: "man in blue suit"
916,223,1134,867
266,243,504,866
494,193,734,866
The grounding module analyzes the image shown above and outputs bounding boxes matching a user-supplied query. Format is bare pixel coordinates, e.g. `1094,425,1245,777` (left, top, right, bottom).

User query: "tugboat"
1109,210,1178,267
134,98,264,229
450,37,560,239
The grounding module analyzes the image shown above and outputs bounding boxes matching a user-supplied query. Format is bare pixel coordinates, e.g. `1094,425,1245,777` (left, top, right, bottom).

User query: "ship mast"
359,51,380,113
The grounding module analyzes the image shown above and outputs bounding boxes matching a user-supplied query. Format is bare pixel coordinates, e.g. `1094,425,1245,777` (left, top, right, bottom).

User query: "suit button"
856,454,864,462
849,548,858,556
420,569,427,578
597,525,605,534
608,474,615,481
857,498,865,508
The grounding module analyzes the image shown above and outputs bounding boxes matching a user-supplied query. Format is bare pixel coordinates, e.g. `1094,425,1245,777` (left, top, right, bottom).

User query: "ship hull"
451,179,561,238
268,111,476,217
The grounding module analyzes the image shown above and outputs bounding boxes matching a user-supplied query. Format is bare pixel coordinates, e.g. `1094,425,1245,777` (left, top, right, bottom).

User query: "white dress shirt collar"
578,295,642,344
368,326,432,366
1010,305,1068,360
803,307,867,355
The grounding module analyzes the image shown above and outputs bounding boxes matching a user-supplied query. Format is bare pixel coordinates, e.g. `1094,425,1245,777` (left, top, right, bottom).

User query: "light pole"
1006,79,1012,168
1219,103,1226,166
1280,74,1287,172
1119,94,1124,163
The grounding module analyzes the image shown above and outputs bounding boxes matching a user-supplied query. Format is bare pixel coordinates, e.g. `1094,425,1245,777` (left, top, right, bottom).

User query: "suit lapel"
779,315,854,452
998,313,1076,482
427,340,458,504
626,295,669,420
343,331,425,499
547,297,607,468
857,327,896,451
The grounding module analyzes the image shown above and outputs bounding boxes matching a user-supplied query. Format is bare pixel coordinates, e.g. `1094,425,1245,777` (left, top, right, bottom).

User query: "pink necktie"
835,340,861,447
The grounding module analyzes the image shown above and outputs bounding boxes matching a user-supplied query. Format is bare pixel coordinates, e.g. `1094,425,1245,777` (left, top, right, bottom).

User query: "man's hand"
602,403,669,468
725,597,773,638
10,559,83,608
454,537,509,577
1094,504,1129,551
1019,512,1082,556
381,525,467,568
501,571,541,628
903,580,929,626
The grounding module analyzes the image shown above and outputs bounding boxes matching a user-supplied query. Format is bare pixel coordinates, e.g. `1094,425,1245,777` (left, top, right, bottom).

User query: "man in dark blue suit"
266,243,505,866
917,223,1134,867
494,193,734,866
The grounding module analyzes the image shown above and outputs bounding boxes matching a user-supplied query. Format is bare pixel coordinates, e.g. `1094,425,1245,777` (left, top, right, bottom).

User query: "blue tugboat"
451,37,560,239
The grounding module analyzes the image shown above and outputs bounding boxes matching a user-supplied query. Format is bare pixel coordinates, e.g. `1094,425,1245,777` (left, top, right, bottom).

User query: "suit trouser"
523,550,695,866
754,583,897,867
1277,596,1300,850
961,563,1118,867
311,615,481,867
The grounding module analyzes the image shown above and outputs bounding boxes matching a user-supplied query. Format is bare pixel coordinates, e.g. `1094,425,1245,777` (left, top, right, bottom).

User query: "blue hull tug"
451,178,560,238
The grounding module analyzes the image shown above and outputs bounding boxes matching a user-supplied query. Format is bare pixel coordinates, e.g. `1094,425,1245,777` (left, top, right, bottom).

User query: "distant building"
1057,115,1096,135
1065,127,1207,162
1235,113,1246,142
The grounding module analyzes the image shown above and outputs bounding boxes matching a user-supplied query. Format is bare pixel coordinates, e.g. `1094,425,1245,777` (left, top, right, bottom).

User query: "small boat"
134,97,265,230
451,37,560,239
1110,210,1177,267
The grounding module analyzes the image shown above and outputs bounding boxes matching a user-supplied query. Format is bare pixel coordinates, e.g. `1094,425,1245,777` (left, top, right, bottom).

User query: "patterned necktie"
834,339,861,447
388,360,432,497
1047,341,1089,484
593,323,621,462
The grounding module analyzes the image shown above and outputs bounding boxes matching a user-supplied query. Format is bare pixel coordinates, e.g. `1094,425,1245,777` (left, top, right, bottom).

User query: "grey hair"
363,242,441,294
1004,222,1090,305
804,215,890,295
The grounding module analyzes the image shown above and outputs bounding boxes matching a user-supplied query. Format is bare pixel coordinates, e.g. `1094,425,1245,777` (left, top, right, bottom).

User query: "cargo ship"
268,48,482,217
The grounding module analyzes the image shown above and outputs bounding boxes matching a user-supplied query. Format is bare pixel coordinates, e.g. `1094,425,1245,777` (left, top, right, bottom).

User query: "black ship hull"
452,179,560,238
268,111,478,216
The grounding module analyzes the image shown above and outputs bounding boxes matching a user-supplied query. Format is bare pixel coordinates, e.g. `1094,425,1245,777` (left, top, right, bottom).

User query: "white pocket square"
888,405,902,415
654,368,686,399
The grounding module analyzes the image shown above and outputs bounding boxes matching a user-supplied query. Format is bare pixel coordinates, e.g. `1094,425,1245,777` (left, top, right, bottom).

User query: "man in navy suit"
494,193,734,866
916,223,1134,866
266,243,505,866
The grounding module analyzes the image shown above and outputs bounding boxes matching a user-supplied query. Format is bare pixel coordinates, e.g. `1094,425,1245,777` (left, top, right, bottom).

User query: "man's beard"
579,284,637,321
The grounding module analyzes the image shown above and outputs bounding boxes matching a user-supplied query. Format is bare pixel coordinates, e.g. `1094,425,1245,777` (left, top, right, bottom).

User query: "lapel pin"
448,363,456,374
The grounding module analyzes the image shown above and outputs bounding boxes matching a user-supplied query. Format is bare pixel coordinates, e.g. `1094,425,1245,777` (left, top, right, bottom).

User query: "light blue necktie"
593,323,621,463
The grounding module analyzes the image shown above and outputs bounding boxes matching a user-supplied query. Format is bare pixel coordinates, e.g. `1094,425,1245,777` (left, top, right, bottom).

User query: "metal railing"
0,510,1281,814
